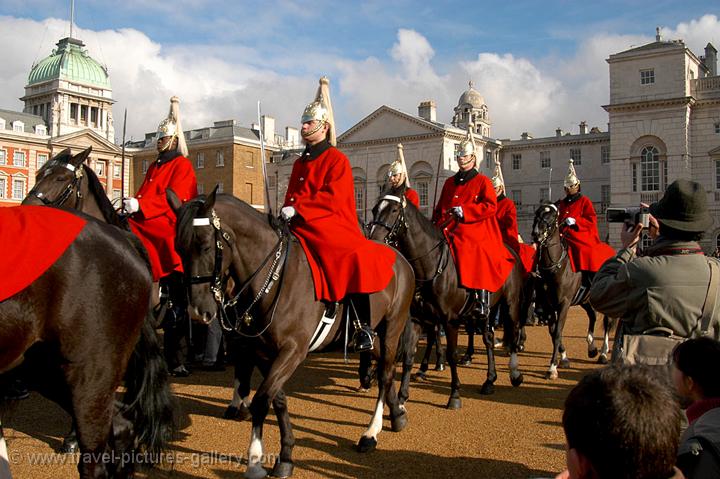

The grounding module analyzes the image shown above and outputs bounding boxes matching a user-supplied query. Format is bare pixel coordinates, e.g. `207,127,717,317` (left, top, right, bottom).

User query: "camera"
606,206,650,228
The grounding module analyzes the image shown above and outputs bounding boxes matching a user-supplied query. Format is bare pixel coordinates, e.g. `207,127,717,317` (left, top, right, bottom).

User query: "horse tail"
123,305,175,457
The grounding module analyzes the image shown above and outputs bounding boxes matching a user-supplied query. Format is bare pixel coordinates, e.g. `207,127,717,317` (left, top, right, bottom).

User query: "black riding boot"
349,294,375,352
162,272,191,377
474,289,490,320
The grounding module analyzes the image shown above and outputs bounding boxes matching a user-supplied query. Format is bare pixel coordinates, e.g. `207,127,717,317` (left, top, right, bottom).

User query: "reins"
29,160,84,208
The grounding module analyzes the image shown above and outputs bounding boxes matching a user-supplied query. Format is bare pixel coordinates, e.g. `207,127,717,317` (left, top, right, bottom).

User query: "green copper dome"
28,37,110,89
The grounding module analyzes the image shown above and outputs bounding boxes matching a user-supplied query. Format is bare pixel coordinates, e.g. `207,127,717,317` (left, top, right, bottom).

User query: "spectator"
589,179,720,363
556,365,684,479
673,337,720,478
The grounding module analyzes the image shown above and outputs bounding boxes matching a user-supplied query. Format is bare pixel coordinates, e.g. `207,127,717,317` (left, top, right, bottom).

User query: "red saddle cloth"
0,206,87,302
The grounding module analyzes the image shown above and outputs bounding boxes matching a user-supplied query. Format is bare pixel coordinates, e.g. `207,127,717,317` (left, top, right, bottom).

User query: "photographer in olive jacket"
589,179,720,362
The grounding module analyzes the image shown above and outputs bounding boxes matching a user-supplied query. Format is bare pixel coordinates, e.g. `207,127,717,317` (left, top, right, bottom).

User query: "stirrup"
352,326,375,352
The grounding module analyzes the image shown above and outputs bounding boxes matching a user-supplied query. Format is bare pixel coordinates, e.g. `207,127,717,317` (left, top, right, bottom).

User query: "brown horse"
0,210,173,478
169,189,414,478
531,202,614,379
368,185,526,409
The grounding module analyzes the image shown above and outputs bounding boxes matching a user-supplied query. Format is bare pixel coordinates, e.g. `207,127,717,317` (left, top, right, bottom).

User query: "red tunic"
432,172,514,291
284,143,396,302
1,206,86,302
496,196,536,275
129,153,198,281
556,194,615,272
405,188,419,208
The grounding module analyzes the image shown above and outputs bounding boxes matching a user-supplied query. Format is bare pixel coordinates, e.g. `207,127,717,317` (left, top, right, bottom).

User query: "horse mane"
82,164,129,230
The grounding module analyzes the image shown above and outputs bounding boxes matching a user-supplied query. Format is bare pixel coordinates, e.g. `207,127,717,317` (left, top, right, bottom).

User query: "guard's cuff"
616,247,636,263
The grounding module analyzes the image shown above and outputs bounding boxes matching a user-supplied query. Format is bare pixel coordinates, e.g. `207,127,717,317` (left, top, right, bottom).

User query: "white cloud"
1,14,718,145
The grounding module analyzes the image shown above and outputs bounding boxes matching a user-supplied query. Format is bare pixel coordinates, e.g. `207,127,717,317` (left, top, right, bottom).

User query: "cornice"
603,96,694,112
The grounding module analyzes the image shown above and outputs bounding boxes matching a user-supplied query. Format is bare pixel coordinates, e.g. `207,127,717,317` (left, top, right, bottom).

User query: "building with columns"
0,34,126,206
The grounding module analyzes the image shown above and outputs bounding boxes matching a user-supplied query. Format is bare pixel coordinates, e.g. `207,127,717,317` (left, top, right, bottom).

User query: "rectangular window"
216,150,224,167
511,189,522,205
218,182,224,194
0,177,5,198
70,103,78,121
601,146,610,164
112,189,121,201
600,185,611,213
512,154,522,170
632,163,637,192
197,153,205,169
197,183,205,194
570,148,582,166
141,159,148,174
715,122,720,134
13,122,24,133
268,176,277,188
113,164,121,178
245,152,254,168
642,160,660,191
716,161,720,190
37,153,48,169
0,150,6,165
540,151,551,169
540,187,549,202
12,178,25,199
640,69,655,85
95,161,106,177
80,105,87,123
417,180,429,208
90,107,98,126
13,151,26,167
355,180,365,216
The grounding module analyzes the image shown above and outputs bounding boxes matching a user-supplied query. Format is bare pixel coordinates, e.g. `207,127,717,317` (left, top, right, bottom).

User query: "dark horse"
368,185,526,409
169,189,414,478
0,212,173,478
531,202,614,379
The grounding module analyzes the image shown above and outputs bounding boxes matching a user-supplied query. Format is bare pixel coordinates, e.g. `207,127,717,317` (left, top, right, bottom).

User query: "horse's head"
169,186,234,323
24,146,92,207
368,185,408,245
532,202,559,245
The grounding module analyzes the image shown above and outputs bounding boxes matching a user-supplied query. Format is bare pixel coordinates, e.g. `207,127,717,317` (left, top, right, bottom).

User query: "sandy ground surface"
3,307,611,478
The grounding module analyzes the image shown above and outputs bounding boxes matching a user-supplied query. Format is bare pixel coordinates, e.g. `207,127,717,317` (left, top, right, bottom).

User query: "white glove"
450,206,464,219
123,197,140,214
564,217,576,227
280,206,296,221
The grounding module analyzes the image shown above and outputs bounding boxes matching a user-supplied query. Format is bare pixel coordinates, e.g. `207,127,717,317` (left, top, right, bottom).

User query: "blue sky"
0,1,718,141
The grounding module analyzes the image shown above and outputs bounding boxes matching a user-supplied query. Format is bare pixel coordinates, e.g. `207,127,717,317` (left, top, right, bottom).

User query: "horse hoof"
588,347,599,359
224,404,251,421
545,370,559,380
357,436,377,453
245,465,268,479
480,381,495,395
356,386,371,393
446,397,462,410
391,411,408,432
560,358,571,368
59,437,79,454
458,356,472,366
597,354,609,365
412,371,427,381
434,363,445,372
510,373,524,387
271,460,294,478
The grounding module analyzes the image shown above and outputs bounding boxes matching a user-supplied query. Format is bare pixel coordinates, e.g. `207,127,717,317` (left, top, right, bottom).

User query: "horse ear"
206,185,219,209
166,188,182,213
72,146,93,167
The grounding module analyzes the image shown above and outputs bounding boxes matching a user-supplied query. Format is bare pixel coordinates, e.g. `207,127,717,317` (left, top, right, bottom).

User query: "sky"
0,1,718,143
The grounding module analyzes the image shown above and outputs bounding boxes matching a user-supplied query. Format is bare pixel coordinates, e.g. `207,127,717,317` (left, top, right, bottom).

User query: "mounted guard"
555,159,615,286
431,127,514,320
280,77,397,352
124,96,198,377
386,143,419,207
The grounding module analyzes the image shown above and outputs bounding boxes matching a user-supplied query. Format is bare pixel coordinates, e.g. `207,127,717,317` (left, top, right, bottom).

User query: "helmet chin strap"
158,134,177,153
301,120,326,139
457,155,475,168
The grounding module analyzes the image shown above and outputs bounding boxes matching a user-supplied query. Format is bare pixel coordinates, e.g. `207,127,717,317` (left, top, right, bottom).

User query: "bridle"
368,194,408,248
189,209,290,336
29,160,84,208
369,194,449,283
533,204,567,272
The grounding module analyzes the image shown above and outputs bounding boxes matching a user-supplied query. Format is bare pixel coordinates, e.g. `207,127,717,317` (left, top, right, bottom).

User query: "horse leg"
581,303,598,358
415,325,433,379
246,350,303,479
358,352,375,392
444,320,462,409
479,312,497,395
459,319,474,366
60,419,79,454
433,324,445,371
598,315,611,364
225,339,253,420
0,418,11,479
73,388,116,478
546,304,570,379
399,320,422,404
505,297,524,388
270,390,295,478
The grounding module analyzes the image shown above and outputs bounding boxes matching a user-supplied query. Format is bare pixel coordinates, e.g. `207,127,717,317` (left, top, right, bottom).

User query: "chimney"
418,100,437,122
285,126,299,147
520,132,533,140
261,115,275,145
704,43,718,77
556,128,563,137
579,121,588,134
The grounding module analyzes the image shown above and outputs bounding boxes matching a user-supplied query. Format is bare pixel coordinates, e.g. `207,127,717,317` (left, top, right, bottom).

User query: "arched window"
640,146,660,192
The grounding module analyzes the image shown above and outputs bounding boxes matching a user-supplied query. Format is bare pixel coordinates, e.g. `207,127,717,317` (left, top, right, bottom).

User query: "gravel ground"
3,307,608,478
